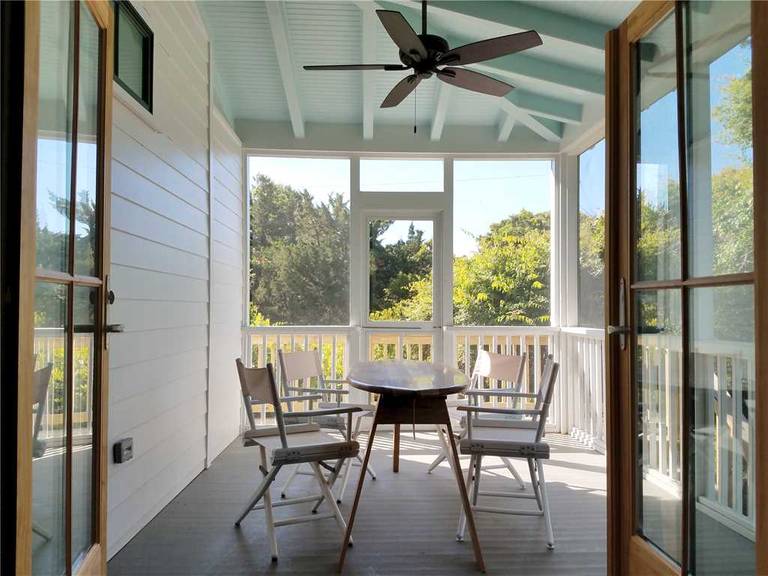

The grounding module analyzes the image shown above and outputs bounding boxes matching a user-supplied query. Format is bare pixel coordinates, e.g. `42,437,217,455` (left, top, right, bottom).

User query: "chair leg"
471,455,482,506
336,456,354,503
428,425,448,474
234,463,281,527
355,417,377,480
527,457,543,511
311,462,353,546
502,457,526,490
536,459,555,550
312,458,345,513
261,448,279,562
456,454,475,542
280,463,301,499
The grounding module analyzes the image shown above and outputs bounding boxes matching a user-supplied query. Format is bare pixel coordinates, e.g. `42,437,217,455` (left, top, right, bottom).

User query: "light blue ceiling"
197,0,638,150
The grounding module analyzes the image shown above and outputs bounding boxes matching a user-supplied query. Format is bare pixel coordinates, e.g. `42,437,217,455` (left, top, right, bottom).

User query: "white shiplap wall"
208,109,244,461
107,1,243,559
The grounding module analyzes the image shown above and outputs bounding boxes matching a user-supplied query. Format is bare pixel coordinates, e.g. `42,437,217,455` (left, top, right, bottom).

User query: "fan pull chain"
414,86,417,134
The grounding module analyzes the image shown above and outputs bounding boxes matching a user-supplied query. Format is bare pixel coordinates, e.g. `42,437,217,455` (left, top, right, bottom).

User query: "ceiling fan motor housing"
400,34,450,74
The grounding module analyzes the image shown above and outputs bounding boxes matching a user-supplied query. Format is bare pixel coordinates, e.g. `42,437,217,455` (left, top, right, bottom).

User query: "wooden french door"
607,1,768,575
17,1,113,574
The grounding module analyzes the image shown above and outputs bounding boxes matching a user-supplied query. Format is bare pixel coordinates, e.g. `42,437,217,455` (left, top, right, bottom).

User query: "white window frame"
561,127,606,329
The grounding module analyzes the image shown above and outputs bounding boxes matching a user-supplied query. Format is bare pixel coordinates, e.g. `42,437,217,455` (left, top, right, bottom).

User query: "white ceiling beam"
430,82,452,141
499,99,561,143
265,1,305,139
497,112,515,143
361,8,377,140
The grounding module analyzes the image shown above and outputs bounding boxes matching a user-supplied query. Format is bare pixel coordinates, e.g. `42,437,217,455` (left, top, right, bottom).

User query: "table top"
347,360,469,396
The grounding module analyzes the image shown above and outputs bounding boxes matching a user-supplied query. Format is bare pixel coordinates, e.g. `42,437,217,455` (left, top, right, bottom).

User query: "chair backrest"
535,356,559,442
471,350,526,390
32,363,53,444
278,349,324,386
236,359,287,448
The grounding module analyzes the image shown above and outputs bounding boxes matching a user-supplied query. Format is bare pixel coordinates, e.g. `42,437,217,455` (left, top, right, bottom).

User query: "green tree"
453,210,550,326
368,220,432,321
249,174,349,325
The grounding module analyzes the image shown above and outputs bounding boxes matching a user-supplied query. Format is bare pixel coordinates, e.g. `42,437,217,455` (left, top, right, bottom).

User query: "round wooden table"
338,361,485,573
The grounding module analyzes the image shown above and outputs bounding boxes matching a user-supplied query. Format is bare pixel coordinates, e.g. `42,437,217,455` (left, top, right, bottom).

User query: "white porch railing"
560,328,606,451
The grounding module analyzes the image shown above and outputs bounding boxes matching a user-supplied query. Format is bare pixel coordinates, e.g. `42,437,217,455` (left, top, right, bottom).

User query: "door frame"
15,1,113,574
606,1,768,574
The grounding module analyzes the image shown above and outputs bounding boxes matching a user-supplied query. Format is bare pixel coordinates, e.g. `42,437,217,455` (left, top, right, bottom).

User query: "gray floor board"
109,432,607,576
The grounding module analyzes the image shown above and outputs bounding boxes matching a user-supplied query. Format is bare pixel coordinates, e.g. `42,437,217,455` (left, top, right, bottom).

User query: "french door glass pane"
635,288,682,563
686,1,752,278
72,285,97,565
368,219,433,322
32,282,68,576
36,1,74,273
75,5,100,278
635,13,681,282
689,285,755,575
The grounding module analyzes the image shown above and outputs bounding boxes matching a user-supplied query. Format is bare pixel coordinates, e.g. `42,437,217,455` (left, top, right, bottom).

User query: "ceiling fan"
303,0,542,108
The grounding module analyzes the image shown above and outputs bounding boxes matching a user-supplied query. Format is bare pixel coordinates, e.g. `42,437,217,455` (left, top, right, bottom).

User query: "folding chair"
428,350,527,488
456,356,559,550
234,359,361,562
277,349,376,503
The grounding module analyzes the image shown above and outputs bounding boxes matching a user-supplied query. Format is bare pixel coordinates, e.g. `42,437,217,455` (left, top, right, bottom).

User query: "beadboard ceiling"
198,0,638,152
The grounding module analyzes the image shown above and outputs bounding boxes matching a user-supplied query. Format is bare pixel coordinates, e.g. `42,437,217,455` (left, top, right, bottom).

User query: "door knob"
105,324,125,333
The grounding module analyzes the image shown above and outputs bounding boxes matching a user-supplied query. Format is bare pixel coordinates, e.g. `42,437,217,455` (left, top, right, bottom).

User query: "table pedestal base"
337,394,485,573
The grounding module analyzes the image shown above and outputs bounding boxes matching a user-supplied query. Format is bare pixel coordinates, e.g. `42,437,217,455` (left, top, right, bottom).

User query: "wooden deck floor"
108,432,607,575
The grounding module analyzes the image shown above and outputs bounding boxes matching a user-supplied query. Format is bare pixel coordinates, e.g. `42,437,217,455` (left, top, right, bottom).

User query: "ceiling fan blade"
304,64,408,71
380,74,422,108
439,30,543,66
376,10,428,62
437,68,514,97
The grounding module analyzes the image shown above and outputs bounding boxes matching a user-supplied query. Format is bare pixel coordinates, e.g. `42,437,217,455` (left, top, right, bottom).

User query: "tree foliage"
453,210,550,326
249,174,349,325
368,220,432,321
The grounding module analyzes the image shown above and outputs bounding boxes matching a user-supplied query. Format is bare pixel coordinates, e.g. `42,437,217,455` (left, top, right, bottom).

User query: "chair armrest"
286,386,348,396
279,394,323,403
284,406,363,419
244,422,321,439
465,390,538,399
458,405,541,417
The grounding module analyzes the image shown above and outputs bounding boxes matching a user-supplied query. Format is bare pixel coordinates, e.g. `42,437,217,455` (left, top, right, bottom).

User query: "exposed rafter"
430,82,452,141
361,7,377,140
265,1,305,139
499,99,561,143
376,1,605,96
389,0,608,51
509,89,582,125
497,112,515,142
473,55,603,96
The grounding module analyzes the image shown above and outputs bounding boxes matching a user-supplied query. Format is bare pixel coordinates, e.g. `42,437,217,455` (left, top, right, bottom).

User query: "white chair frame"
456,356,559,550
235,359,362,562
277,349,377,505
428,350,527,488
